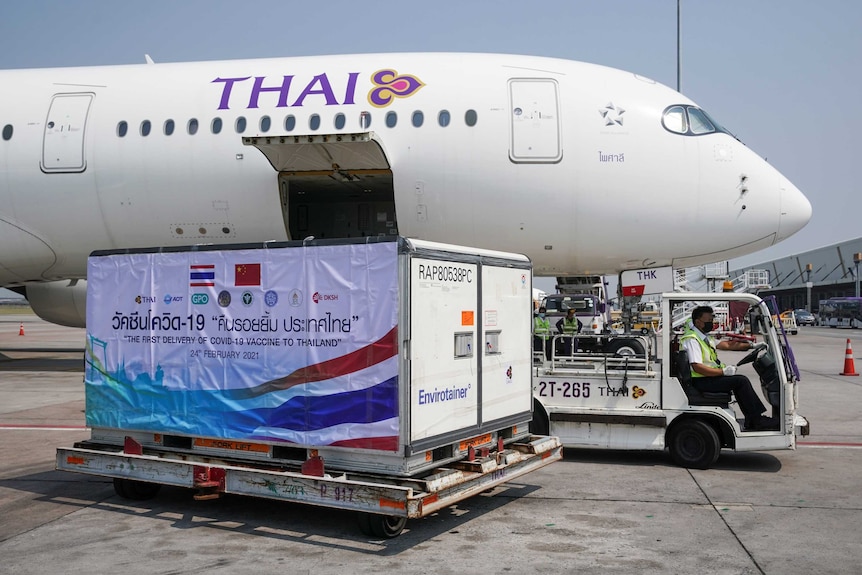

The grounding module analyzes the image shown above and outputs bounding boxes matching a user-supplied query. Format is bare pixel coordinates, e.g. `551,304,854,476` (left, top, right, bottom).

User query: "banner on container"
85,241,400,451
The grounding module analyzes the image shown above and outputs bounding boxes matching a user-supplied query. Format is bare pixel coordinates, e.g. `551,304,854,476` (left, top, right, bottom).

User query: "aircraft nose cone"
777,180,812,242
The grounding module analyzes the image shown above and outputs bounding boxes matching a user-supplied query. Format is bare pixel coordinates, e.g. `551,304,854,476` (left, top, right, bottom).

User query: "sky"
1,0,860,297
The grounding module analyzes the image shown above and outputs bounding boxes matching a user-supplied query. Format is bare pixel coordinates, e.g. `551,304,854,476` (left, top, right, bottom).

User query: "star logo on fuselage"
599,102,625,126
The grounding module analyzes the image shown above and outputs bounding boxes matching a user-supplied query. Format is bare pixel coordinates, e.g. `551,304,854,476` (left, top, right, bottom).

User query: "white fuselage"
0,53,810,325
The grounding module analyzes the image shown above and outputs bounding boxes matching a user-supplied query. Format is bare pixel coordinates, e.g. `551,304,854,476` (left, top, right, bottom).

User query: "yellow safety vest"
534,316,550,339
561,317,579,335
680,328,724,378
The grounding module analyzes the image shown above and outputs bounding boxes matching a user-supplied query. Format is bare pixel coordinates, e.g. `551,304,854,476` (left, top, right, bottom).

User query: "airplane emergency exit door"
41,93,94,173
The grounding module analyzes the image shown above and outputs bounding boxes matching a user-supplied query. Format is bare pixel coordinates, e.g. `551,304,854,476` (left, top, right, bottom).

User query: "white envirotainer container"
84,236,534,476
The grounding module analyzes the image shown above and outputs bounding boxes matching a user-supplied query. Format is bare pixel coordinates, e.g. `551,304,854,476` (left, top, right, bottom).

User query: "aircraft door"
41,93,94,173
508,79,562,163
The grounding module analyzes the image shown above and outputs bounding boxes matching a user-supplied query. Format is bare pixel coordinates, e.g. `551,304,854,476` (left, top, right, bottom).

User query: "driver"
680,306,778,431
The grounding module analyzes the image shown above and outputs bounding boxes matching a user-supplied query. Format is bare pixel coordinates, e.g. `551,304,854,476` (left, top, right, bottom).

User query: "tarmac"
1,310,862,574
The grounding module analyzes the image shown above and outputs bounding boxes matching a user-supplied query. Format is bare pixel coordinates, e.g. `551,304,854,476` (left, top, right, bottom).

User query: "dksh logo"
311,291,339,304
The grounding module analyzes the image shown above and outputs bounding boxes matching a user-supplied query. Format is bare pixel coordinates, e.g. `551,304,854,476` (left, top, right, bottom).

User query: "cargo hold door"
243,133,396,240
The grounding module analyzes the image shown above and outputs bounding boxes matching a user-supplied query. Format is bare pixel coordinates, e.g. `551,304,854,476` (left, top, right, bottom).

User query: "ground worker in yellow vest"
680,305,777,431
533,306,552,360
555,307,582,356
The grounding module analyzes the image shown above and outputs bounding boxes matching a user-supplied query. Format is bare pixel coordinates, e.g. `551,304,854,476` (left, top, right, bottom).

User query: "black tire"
606,338,646,358
113,478,162,500
668,419,721,469
357,513,406,538
529,399,550,436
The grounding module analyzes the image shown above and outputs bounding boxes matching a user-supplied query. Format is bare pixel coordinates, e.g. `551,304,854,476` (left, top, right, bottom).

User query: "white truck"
531,291,809,469
57,237,561,537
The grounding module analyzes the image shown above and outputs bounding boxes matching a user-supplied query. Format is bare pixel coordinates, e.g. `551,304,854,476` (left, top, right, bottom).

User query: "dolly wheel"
357,512,407,538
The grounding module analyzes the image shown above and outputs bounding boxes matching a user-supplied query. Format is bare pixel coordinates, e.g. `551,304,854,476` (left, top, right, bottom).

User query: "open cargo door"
243,133,396,240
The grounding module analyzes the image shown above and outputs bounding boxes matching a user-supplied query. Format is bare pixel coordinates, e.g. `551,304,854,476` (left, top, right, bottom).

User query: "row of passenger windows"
1,109,478,142
118,109,479,138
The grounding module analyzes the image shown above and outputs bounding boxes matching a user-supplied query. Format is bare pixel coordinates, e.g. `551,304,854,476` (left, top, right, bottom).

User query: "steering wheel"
737,342,768,366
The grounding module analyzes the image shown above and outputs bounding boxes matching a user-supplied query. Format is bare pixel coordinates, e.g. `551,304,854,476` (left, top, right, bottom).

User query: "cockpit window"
662,105,729,137
664,106,687,134
687,107,715,134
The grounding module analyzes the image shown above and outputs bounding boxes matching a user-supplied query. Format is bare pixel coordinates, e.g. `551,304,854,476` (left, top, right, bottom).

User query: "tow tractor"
531,287,809,469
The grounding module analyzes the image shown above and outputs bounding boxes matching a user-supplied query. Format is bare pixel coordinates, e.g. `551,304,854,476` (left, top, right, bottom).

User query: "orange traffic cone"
840,338,859,376
18,322,24,336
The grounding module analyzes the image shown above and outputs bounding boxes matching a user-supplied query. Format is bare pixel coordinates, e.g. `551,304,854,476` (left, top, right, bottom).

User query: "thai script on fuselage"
211,69,425,110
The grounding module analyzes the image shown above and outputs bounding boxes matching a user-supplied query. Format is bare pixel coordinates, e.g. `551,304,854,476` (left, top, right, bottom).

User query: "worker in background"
556,307,582,356
533,306,551,360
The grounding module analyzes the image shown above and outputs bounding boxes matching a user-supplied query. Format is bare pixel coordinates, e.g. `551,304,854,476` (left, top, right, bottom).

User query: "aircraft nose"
776,179,812,242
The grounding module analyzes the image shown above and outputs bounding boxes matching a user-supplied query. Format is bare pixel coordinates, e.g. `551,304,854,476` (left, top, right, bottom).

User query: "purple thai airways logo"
211,69,425,110
368,69,425,108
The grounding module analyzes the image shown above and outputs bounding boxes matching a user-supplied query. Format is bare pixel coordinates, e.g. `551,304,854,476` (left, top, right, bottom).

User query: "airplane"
0,52,811,327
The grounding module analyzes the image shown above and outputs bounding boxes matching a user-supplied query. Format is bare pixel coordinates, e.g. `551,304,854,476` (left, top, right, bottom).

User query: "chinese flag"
235,263,261,286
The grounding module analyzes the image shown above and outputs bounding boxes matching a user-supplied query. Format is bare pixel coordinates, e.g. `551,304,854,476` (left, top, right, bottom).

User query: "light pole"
854,253,862,298
805,263,813,312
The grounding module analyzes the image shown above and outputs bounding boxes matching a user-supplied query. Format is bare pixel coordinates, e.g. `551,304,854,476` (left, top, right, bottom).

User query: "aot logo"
312,292,338,304
191,293,209,305
163,294,183,304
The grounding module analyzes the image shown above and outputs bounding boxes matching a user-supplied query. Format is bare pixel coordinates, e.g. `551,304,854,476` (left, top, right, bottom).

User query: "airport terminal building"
729,237,862,314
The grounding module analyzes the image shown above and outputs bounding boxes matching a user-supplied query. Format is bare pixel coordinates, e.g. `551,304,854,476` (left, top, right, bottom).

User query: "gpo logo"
191,293,209,305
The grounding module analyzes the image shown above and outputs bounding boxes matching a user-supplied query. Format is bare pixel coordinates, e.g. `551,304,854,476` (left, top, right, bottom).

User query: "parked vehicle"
793,309,815,326
778,310,799,335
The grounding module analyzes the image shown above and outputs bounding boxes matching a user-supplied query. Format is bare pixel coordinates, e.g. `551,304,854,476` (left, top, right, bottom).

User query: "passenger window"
284,115,296,132
309,114,320,131
116,121,128,138
687,107,716,135
438,110,450,127
334,113,346,129
662,106,687,134
385,111,397,128
465,109,477,127
164,119,175,136
140,120,151,137
411,111,424,127
260,115,271,133
235,116,247,133
187,118,199,135
2,124,12,140
360,111,372,129
212,117,223,134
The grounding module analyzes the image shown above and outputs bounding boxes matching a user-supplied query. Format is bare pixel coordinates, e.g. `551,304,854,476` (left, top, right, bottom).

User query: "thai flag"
225,326,400,451
190,264,215,287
